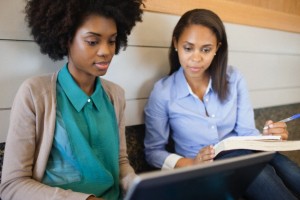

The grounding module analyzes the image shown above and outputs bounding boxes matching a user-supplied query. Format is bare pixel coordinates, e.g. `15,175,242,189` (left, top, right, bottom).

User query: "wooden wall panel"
144,0,300,33
226,0,300,16
104,47,169,100
250,88,300,108
125,99,148,126
0,42,169,108
1,6,300,141
130,12,300,53
0,0,29,40
225,23,300,54
0,40,64,108
229,53,300,90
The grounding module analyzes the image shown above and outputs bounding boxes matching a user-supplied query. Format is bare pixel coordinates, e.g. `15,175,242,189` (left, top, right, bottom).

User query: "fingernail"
263,126,269,130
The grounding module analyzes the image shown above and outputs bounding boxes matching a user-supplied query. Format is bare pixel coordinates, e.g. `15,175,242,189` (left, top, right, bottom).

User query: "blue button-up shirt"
144,66,260,168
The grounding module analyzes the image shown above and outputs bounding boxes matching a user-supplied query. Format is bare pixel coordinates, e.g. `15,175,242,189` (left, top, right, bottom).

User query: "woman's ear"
215,42,222,55
217,42,222,51
173,37,178,51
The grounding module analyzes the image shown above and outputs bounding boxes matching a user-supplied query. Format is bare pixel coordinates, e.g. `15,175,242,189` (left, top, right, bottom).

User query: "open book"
213,135,300,156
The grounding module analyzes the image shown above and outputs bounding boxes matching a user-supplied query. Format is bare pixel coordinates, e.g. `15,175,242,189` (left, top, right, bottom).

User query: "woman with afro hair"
0,0,144,199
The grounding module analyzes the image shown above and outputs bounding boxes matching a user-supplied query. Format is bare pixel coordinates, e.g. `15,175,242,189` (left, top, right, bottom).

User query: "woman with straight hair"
144,9,300,199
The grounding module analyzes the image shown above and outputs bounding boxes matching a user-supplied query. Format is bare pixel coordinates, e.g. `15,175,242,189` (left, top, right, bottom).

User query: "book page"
225,135,281,141
213,135,300,157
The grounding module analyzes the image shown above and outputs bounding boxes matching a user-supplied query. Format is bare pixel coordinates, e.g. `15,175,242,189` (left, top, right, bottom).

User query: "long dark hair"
169,9,228,102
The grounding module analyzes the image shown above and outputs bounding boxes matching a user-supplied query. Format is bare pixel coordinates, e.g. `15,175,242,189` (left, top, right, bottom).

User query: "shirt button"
211,125,215,129
205,98,209,102
211,114,215,118
87,99,91,102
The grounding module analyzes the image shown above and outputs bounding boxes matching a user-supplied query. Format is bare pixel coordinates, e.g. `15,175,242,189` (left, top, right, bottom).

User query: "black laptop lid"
124,151,274,200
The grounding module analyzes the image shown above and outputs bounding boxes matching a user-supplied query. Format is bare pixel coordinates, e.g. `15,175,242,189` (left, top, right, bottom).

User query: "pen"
263,113,300,130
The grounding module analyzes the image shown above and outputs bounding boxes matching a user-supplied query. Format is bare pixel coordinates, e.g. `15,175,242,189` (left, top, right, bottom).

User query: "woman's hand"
175,145,215,168
86,196,104,200
194,145,215,164
263,120,289,140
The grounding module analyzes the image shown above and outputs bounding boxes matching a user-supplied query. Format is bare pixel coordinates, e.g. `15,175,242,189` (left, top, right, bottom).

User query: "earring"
175,48,178,51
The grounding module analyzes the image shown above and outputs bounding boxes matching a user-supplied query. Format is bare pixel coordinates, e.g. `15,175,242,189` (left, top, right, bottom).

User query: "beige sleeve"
0,77,93,200
116,85,137,192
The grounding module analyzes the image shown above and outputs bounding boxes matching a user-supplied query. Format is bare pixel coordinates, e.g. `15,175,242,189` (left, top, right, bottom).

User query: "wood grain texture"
226,0,300,16
143,0,300,33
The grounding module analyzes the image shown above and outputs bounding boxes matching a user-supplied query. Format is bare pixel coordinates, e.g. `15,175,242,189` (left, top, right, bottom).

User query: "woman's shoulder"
227,65,244,82
148,74,176,103
153,74,174,92
19,73,57,94
100,78,126,106
100,78,124,95
23,73,55,84
13,73,57,107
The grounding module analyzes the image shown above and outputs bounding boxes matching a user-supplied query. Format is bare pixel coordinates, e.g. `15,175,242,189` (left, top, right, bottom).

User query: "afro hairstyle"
25,0,144,61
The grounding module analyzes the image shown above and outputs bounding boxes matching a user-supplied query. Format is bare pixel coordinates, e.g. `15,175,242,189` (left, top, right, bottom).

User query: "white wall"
1,0,300,142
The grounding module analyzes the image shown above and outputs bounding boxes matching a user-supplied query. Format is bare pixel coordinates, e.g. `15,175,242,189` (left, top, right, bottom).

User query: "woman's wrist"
86,195,104,200
175,157,194,168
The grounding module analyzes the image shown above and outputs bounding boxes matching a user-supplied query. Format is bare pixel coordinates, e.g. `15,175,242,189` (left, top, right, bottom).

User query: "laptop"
124,151,274,200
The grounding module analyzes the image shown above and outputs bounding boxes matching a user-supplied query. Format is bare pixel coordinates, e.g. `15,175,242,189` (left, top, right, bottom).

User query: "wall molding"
144,0,300,33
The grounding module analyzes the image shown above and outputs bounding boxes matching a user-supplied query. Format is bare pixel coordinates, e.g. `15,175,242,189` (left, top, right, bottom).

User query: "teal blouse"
42,64,120,199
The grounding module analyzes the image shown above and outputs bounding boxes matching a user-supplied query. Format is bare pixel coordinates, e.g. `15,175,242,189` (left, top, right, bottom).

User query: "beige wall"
1,0,300,142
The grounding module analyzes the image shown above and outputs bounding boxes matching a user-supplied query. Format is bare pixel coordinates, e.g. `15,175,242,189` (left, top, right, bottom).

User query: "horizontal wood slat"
226,0,300,16
143,0,300,33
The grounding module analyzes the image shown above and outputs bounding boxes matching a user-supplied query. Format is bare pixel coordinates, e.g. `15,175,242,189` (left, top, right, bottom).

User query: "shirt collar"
90,79,103,111
187,78,212,99
174,67,190,99
58,64,103,112
175,67,212,99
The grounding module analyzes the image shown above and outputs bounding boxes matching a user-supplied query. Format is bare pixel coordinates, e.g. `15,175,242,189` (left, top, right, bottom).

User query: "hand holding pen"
262,113,300,140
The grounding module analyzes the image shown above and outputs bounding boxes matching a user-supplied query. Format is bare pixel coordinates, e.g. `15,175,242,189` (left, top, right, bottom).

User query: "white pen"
263,113,300,130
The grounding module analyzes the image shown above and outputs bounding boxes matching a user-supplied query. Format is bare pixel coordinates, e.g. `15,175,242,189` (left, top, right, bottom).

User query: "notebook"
124,151,274,200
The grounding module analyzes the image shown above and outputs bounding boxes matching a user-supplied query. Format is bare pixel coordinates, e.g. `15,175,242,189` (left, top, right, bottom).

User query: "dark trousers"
216,150,300,200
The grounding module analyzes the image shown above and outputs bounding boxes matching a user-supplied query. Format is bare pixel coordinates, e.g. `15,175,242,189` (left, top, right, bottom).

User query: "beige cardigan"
0,72,135,200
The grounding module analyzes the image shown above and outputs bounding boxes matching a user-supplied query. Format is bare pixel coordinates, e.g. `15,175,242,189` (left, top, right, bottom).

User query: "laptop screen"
124,151,274,200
